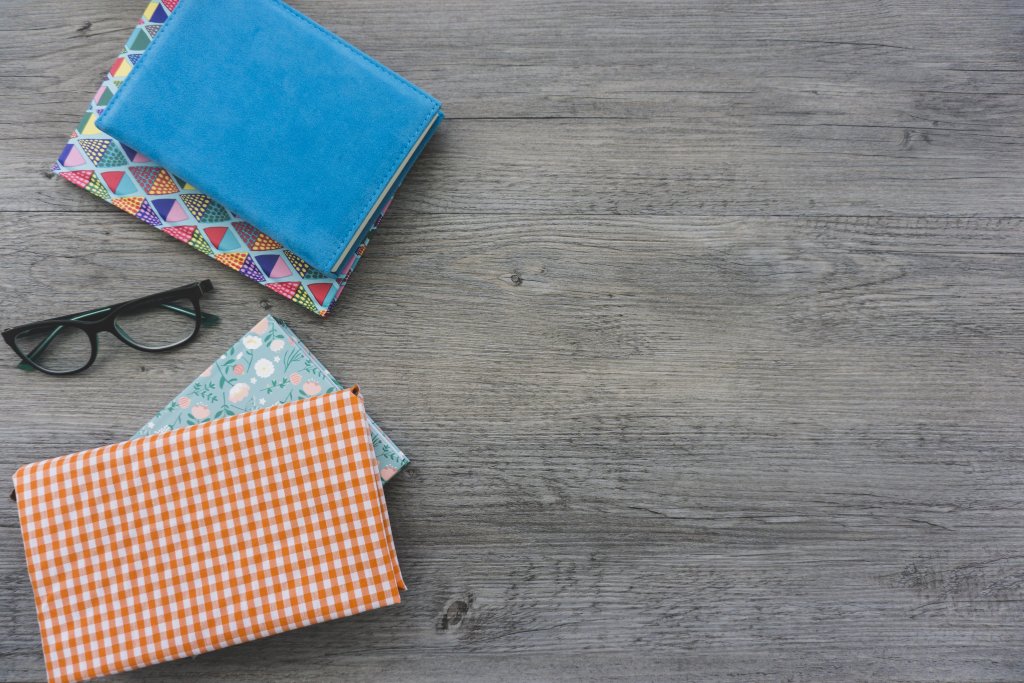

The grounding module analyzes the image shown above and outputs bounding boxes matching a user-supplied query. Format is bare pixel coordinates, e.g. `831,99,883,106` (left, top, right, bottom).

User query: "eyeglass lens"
13,324,93,373
113,298,200,350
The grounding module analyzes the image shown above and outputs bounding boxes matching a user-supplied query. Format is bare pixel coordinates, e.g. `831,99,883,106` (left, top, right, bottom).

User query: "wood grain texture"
1,0,1023,681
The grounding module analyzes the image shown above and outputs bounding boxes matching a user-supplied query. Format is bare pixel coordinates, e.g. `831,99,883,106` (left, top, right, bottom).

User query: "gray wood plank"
1,0,1023,680
4,1,1024,216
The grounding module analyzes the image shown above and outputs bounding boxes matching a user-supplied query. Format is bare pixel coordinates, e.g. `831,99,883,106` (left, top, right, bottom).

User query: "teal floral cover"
135,314,409,482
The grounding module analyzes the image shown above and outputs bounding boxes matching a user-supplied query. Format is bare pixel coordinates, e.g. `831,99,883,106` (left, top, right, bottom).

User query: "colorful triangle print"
203,225,242,251
265,281,300,299
129,166,178,195
97,144,128,168
100,171,124,191
120,144,150,164
161,0,180,12
151,198,188,222
231,221,281,251
127,28,151,51
60,170,93,189
203,226,228,249
188,230,213,256
109,57,132,79
215,252,247,271
307,283,334,306
84,174,111,201
78,139,111,165
112,196,145,215
144,23,162,39
100,171,137,195
162,224,197,244
57,144,86,168
76,111,101,136
135,199,162,226
79,139,127,168
149,3,168,23
180,193,229,222
252,234,281,251
254,254,292,279
290,287,319,314
239,255,265,283
283,250,329,279
282,250,313,278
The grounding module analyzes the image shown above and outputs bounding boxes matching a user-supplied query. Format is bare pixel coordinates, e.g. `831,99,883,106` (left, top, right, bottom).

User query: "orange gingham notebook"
13,388,404,683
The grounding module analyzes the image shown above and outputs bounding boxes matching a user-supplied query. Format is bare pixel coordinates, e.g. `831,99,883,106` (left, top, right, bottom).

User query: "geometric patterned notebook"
14,388,404,683
52,0,385,316
134,314,411,482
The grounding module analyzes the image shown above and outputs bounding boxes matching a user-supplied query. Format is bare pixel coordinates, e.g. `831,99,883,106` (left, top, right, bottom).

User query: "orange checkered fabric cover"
13,388,403,683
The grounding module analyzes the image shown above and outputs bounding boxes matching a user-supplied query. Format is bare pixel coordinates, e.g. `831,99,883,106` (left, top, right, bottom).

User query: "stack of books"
19,0,444,680
15,387,403,683
53,0,442,316
14,317,414,683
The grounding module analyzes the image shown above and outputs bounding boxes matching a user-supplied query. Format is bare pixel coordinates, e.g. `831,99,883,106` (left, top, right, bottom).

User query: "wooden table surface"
2,0,1023,680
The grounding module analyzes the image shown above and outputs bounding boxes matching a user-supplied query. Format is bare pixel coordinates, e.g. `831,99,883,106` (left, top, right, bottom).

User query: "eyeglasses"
2,280,218,375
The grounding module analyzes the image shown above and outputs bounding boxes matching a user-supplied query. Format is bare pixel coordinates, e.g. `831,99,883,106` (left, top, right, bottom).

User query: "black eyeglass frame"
2,280,215,376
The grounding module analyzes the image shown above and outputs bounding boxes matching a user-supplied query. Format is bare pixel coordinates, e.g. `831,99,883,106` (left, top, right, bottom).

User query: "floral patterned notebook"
52,0,385,316
135,315,409,481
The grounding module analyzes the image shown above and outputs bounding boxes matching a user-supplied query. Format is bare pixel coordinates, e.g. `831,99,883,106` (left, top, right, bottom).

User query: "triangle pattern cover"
188,229,214,255
50,0,377,317
308,282,334,306
203,225,229,249
180,193,230,222
136,198,162,226
162,224,196,243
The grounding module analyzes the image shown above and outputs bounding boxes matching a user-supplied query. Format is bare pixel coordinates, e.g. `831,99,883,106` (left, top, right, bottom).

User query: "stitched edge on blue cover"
262,0,441,271
326,110,438,273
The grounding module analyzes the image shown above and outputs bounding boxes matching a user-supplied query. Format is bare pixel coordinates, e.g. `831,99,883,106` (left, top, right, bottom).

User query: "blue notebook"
97,0,442,276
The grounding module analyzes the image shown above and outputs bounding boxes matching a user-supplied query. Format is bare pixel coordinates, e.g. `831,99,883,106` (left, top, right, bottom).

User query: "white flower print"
228,383,250,403
254,358,275,378
241,334,262,350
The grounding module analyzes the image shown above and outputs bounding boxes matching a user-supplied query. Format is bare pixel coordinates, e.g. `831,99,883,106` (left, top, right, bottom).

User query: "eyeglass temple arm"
159,303,220,326
18,303,219,371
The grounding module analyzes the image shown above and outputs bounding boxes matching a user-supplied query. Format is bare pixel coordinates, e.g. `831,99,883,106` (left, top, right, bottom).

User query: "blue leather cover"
97,0,442,275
